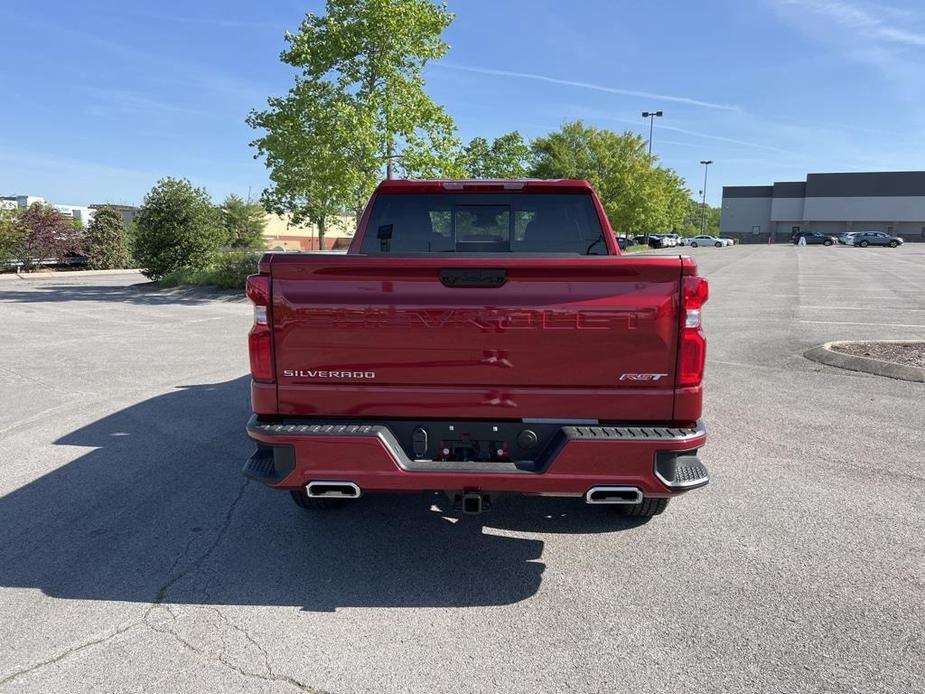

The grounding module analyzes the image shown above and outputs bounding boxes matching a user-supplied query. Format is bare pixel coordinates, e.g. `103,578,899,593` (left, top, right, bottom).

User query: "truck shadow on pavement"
0,281,245,306
0,377,648,612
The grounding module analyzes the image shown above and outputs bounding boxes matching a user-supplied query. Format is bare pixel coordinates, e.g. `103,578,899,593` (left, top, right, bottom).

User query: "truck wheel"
614,498,669,517
290,489,348,511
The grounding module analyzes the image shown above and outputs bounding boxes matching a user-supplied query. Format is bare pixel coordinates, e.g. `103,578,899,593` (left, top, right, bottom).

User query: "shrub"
159,251,259,290
85,206,130,270
220,194,267,249
134,178,224,280
0,207,27,266
6,204,83,271
211,250,260,289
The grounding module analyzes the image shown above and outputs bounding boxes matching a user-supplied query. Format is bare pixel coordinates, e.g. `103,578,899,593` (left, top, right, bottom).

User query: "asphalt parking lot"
1,244,923,693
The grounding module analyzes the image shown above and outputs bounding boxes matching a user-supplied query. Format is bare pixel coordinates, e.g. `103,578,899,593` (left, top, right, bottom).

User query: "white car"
687,235,732,248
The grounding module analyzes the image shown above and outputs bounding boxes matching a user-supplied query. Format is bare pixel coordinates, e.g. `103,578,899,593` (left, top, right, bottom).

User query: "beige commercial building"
262,213,355,251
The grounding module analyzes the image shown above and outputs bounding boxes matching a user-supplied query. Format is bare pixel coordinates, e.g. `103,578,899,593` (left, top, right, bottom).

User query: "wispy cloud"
0,145,256,203
433,63,741,112
80,87,219,119
128,10,284,32
564,107,800,157
776,0,925,47
0,10,268,105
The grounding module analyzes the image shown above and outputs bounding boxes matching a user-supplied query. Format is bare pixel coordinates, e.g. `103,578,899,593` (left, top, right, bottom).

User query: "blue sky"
2,0,924,206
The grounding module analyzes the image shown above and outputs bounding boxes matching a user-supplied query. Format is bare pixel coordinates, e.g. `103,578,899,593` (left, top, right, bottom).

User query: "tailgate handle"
440,268,507,288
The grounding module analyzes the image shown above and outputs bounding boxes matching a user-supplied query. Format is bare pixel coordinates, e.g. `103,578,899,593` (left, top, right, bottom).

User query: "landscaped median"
158,250,259,290
804,340,925,383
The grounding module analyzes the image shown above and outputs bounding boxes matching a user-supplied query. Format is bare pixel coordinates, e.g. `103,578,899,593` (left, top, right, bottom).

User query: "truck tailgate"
269,255,684,421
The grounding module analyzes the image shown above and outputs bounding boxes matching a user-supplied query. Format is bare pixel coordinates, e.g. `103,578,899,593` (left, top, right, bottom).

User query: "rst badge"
619,373,668,382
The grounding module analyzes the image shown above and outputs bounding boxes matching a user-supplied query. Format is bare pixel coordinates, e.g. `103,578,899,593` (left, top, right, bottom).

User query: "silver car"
852,231,904,248
688,235,732,248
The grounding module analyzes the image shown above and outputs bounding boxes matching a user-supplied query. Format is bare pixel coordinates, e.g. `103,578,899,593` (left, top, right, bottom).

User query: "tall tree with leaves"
532,122,649,235
463,132,532,178
85,206,130,269
531,121,689,238
221,194,267,249
134,178,224,280
0,207,26,265
248,0,461,247
9,204,83,271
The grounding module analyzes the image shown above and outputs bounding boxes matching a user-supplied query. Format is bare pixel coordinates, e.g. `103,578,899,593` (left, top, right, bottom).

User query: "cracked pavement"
1,247,923,693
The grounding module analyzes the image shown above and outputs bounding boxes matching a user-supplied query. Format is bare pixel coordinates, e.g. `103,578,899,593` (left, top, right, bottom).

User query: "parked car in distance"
792,231,837,246
852,231,904,248
616,236,629,251
647,234,671,249
688,235,732,248
837,231,861,245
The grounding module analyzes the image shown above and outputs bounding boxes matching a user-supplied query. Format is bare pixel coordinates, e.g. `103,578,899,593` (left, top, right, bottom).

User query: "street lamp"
641,111,663,156
699,160,713,235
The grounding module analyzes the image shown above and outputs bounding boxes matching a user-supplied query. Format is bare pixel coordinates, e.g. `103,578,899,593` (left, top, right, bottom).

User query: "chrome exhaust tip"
585,486,643,504
306,481,362,499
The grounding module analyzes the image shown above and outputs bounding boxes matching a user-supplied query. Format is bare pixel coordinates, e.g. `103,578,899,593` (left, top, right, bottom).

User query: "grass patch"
159,250,260,290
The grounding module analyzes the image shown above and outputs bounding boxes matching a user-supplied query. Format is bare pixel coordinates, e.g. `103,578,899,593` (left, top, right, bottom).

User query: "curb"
0,269,143,281
804,341,925,383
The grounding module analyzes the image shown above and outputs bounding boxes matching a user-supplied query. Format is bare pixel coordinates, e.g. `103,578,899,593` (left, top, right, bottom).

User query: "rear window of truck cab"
361,193,606,255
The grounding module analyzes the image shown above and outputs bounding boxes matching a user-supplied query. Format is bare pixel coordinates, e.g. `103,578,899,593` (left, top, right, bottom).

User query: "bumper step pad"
242,444,296,485
655,453,709,490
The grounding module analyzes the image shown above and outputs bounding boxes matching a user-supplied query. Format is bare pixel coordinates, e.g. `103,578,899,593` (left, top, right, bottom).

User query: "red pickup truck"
243,179,709,517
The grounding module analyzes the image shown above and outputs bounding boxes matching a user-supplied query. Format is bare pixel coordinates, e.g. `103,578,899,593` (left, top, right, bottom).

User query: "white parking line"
798,320,925,328
800,305,925,312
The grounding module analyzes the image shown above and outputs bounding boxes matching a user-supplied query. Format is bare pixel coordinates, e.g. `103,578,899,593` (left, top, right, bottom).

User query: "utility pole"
641,111,663,156
699,160,713,235
384,152,404,180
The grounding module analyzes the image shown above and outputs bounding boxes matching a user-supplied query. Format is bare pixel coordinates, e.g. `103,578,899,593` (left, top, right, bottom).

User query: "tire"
614,498,670,517
823,240,833,246
691,242,698,248
859,240,869,247
290,489,349,511
889,240,899,248
715,241,722,247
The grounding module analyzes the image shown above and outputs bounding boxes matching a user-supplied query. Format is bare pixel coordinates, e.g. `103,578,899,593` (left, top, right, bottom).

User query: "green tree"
0,207,27,265
6,204,83,271
134,178,224,280
85,206,130,270
463,131,532,178
531,121,690,239
532,122,648,235
681,198,721,236
645,167,691,234
221,194,267,249
248,0,461,247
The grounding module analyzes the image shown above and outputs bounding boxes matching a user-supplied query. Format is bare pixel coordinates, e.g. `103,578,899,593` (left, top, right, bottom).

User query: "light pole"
385,154,401,180
699,160,713,235
641,110,663,156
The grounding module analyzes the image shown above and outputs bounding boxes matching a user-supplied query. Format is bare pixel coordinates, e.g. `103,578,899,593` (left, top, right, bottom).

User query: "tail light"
246,274,274,382
677,276,709,387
